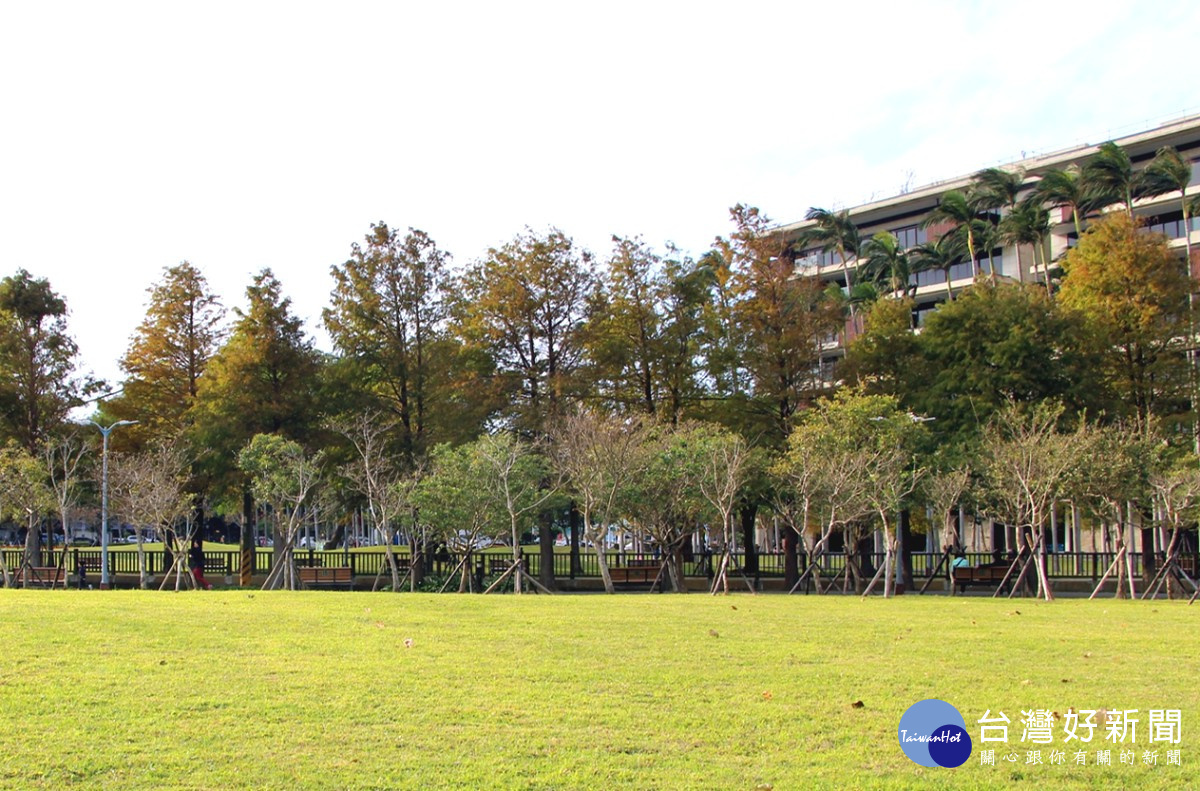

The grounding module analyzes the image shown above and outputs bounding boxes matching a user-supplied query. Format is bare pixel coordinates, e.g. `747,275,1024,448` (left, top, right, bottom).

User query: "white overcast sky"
2,1,1199,389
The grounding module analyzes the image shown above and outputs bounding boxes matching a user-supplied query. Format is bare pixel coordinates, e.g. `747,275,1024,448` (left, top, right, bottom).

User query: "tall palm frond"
859,231,912,298
795,207,862,315
1031,165,1092,236
1000,199,1052,292
910,234,969,302
971,167,1026,212
921,191,983,277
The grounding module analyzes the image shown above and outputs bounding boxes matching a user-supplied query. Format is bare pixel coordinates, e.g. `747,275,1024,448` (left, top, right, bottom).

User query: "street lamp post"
88,419,137,589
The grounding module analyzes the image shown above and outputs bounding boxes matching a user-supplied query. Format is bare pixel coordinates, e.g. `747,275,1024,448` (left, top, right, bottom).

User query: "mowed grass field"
0,593,1195,790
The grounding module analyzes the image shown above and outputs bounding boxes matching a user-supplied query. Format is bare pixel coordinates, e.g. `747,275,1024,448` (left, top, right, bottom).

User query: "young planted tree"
979,402,1084,601
473,432,562,594
550,409,648,594
1146,460,1200,600
1065,421,1153,600
0,442,53,585
774,407,872,594
414,441,506,593
109,441,192,590
692,425,753,594
331,411,418,592
238,434,325,591
42,431,89,583
621,422,709,593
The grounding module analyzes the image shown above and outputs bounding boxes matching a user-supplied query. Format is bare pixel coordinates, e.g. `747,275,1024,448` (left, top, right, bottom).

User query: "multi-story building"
774,113,1200,373
771,114,1200,556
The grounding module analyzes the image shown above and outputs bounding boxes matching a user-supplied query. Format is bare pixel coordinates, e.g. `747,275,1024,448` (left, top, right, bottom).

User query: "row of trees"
0,138,1197,596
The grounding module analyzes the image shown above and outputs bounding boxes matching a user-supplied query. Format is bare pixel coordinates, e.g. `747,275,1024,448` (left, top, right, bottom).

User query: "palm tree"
859,231,912,298
1082,141,1171,218
1031,165,1093,237
972,166,1026,214
920,191,987,279
1142,146,1195,273
795,208,861,314
1000,198,1052,295
910,233,968,302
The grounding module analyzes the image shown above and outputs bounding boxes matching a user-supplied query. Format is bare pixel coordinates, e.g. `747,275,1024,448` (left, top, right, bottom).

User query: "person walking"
189,540,213,590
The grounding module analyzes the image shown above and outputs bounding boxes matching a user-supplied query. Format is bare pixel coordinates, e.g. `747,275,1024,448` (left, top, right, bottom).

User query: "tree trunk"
782,523,799,590
383,536,402,592
23,517,42,577
240,489,255,587
569,503,582,577
899,508,914,593
538,510,556,591
136,534,148,590
1141,526,1156,587
739,504,758,576
666,544,687,593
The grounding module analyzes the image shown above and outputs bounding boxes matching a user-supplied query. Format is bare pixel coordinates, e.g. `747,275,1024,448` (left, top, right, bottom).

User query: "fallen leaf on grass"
851,700,865,709
708,629,719,638
375,621,386,629
761,691,773,700
404,638,414,649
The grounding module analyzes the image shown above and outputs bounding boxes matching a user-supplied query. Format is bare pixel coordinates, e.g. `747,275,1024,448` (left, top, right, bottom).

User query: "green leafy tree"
841,297,922,399
0,271,99,452
325,224,453,463
586,236,668,416
190,270,325,559
108,262,225,448
1058,213,1191,428
457,229,594,432
914,282,1106,438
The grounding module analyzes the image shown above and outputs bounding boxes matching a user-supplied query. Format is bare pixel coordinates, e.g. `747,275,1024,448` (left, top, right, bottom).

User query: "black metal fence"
2,547,1194,584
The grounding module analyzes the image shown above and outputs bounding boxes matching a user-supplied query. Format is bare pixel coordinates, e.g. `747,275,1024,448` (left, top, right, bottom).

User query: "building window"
891,224,927,249
1141,210,1192,240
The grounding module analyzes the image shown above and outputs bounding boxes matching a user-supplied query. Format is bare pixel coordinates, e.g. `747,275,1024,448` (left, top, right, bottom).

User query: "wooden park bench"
298,566,354,590
952,562,1011,594
608,558,663,586
13,566,66,588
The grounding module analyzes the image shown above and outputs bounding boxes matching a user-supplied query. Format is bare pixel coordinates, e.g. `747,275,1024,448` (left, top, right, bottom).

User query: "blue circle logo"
898,699,972,768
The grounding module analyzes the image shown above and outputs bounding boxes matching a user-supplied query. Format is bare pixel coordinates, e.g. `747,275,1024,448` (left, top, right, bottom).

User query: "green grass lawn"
0,593,1194,790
